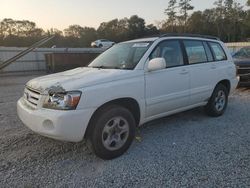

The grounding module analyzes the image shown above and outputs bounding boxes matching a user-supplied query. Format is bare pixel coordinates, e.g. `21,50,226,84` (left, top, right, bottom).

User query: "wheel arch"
84,97,141,138
216,79,231,94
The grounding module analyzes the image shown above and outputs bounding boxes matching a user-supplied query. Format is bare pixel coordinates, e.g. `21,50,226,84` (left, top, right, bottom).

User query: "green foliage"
0,18,45,47
127,15,146,39
97,18,129,42
164,0,178,32
163,0,250,42
178,0,194,30
164,0,194,32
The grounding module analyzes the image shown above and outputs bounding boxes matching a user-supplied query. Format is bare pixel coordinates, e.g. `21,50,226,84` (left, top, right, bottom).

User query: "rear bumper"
17,98,95,142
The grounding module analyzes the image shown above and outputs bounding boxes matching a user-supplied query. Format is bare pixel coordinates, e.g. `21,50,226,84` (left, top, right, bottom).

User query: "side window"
203,42,213,62
209,42,227,61
149,40,184,68
183,40,208,64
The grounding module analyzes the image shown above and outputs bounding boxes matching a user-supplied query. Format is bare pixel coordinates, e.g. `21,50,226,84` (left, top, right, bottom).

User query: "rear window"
183,40,207,64
209,42,227,61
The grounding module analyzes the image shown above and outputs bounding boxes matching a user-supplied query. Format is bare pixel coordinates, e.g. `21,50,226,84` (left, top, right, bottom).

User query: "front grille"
237,67,250,77
24,87,41,108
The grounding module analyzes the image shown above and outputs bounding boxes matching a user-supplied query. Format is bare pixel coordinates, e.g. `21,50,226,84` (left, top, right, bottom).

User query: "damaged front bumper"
17,97,95,142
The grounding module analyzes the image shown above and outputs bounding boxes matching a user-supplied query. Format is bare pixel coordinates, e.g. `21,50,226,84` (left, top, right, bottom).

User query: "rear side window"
209,42,227,61
150,40,184,68
183,40,207,64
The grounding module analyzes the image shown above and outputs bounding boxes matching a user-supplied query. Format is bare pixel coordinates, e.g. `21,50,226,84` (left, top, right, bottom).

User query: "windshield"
89,42,152,70
233,47,250,59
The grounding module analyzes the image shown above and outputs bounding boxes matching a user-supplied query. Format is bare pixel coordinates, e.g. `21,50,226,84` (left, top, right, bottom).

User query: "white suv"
17,35,238,159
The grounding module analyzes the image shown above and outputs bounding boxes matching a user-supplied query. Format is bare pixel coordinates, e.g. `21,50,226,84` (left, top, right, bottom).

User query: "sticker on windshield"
132,43,149,48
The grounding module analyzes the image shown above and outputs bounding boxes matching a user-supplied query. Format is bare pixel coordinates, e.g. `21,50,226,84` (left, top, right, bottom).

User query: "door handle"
180,69,189,75
211,65,217,69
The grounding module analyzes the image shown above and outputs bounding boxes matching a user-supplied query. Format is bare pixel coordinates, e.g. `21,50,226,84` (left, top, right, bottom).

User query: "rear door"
183,40,215,105
208,42,229,84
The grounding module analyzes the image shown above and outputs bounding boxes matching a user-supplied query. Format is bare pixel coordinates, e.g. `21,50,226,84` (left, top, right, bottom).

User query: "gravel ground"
0,74,250,187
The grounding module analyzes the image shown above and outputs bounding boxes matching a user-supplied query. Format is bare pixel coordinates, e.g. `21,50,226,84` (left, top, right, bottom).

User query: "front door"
145,40,190,119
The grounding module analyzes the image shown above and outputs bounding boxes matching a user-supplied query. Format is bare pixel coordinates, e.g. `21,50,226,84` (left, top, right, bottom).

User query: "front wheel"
205,84,229,117
86,105,136,160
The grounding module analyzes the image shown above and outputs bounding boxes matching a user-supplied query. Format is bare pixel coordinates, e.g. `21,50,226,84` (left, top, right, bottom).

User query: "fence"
0,47,103,73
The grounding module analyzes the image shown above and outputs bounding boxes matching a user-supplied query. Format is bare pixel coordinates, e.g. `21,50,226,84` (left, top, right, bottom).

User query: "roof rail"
160,33,220,41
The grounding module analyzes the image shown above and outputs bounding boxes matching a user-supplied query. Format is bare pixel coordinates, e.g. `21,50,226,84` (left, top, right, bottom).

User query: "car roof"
123,37,158,43
122,34,220,44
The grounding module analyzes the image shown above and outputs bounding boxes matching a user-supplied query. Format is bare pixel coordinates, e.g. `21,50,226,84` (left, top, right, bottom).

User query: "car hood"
26,67,137,93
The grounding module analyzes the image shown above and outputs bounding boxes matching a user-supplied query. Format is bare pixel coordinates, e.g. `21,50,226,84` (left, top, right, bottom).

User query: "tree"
178,0,194,31
63,25,97,47
98,15,147,41
201,9,218,36
213,0,224,38
1,18,16,36
80,27,97,46
127,15,146,39
187,11,204,34
97,18,129,42
165,0,178,32
64,25,84,38
213,0,245,41
242,3,250,40
0,18,45,47
185,0,247,42
47,28,63,36
145,24,159,36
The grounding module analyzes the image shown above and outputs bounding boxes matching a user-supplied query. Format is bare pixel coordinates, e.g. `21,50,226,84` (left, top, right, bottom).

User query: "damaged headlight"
43,91,82,110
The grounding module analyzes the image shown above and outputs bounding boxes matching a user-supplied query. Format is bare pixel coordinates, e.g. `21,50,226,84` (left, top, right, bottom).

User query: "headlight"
43,91,81,110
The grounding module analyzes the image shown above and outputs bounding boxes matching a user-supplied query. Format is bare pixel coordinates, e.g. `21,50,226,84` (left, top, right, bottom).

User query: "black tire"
86,105,136,160
98,44,103,48
205,84,229,117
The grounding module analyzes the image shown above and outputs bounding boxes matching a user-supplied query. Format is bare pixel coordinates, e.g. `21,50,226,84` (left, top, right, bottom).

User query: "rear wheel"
86,105,136,160
205,84,228,117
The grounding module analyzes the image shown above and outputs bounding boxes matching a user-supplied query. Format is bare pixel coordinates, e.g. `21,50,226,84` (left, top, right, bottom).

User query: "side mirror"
148,58,166,72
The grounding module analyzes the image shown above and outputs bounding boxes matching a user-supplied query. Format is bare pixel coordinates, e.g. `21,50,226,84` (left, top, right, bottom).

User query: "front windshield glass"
233,47,250,59
89,42,152,70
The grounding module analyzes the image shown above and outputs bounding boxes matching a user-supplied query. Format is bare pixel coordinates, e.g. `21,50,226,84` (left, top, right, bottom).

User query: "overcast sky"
0,0,248,30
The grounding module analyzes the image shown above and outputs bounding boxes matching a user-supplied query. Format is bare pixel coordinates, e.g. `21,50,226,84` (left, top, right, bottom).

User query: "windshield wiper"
89,66,132,70
89,65,106,69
